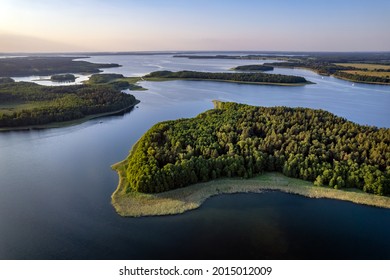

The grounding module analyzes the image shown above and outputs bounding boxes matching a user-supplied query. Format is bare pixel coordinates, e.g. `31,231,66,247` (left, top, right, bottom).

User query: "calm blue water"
1,54,390,259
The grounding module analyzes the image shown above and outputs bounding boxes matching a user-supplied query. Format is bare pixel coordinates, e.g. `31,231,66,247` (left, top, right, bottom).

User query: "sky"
0,0,389,52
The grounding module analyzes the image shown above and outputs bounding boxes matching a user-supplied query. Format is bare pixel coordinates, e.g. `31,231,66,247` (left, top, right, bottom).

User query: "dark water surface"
1,54,390,259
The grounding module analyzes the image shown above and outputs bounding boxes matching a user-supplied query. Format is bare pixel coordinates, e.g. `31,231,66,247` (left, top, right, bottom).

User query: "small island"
144,70,310,85
0,79,138,129
50,73,76,82
87,73,147,91
112,101,390,217
232,65,274,71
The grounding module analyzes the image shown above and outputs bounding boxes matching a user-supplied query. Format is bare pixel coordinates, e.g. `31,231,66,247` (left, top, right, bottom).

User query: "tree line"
123,101,390,195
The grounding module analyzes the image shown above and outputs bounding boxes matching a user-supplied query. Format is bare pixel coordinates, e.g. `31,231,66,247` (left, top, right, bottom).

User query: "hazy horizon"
1,0,389,52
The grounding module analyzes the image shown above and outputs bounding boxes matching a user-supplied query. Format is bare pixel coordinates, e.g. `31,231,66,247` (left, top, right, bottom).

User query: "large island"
144,70,310,85
112,101,390,216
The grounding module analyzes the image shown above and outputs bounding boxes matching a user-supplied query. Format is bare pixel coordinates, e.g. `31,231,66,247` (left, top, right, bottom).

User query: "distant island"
0,56,120,77
174,53,390,85
173,54,282,60
112,101,390,216
50,73,76,82
232,65,274,71
0,78,138,129
144,70,310,85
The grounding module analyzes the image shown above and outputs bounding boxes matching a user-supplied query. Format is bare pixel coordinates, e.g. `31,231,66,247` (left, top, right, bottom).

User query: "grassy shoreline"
111,170,390,217
0,100,139,132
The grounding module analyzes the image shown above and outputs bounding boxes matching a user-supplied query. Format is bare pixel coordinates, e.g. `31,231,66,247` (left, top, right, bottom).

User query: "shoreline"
111,171,390,217
0,100,140,132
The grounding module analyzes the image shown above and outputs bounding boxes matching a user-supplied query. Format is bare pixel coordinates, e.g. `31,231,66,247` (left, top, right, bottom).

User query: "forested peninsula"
0,79,138,129
144,70,309,85
113,101,390,216
0,56,120,77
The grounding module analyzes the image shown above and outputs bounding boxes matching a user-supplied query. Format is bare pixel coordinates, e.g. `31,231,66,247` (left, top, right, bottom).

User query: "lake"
1,53,390,259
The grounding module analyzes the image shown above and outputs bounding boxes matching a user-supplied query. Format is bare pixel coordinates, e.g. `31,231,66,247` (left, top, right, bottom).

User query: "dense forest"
0,56,120,77
0,80,137,127
51,74,76,82
232,65,274,71
145,70,308,84
122,102,390,195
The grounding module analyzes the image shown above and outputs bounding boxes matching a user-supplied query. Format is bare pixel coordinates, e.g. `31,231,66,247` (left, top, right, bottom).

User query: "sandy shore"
111,170,390,217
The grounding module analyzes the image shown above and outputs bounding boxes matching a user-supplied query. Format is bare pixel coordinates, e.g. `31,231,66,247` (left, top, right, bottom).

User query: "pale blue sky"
0,0,389,52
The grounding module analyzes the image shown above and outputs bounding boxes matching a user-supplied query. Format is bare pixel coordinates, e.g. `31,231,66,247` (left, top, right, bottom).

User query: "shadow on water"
86,192,390,260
